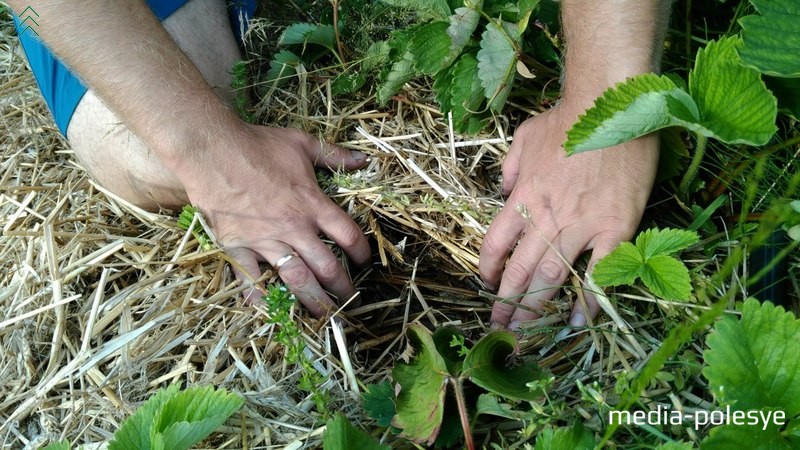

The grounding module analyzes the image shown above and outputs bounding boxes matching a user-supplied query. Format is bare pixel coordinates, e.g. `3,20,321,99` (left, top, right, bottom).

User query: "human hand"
177,123,371,317
479,103,659,329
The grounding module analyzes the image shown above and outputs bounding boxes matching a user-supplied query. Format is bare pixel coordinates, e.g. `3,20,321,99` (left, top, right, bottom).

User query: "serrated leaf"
450,54,488,133
475,393,519,420
153,386,244,450
447,4,482,60
635,228,699,260
462,331,542,401
702,414,794,450
564,74,703,154
477,21,518,111
533,423,595,450
331,72,366,95
266,50,301,87
108,383,182,450
280,23,336,51
362,381,396,427
42,441,71,450
433,63,457,114
689,36,777,145
323,414,391,450
409,22,451,74
591,242,643,287
377,51,417,105
362,41,391,73
641,255,692,300
391,324,449,445
738,0,800,77
703,299,800,415
381,0,451,21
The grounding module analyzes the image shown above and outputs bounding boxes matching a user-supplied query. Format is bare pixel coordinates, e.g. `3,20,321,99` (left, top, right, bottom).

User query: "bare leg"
66,0,242,210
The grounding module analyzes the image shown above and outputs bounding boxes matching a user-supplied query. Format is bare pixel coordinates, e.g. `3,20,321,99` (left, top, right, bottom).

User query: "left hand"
479,102,659,329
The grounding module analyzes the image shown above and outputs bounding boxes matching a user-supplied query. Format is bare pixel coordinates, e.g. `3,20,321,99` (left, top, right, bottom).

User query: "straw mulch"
0,15,701,450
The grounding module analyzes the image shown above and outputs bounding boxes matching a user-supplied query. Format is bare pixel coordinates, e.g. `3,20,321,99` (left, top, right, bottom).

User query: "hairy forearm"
8,0,239,169
561,0,672,108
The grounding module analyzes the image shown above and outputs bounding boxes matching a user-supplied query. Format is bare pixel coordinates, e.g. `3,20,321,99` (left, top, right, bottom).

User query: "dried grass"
0,13,711,450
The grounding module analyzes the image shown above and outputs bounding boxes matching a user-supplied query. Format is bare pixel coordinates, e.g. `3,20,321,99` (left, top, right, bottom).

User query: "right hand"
177,123,371,316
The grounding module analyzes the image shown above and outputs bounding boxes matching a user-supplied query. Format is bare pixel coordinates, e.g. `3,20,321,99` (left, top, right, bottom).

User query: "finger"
509,236,586,326
291,234,358,303
259,245,337,318
480,203,527,291
570,233,626,326
226,246,265,305
303,136,369,171
501,133,525,197
317,204,371,267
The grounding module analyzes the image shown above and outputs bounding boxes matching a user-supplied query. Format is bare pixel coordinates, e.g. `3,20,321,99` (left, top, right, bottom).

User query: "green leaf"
703,299,800,415
391,324,449,445
635,228,699,260
738,0,800,77
363,381,396,428
377,51,417,105
432,326,466,375
564,74,702,154
432,63,457,114
447,3,482,60
591,242,643,287
462,331,542,401
109,384,181,450
702,410,794,450
689,36,778,145
475,393,519,420
331,72,366,95
534,423,595,450
409,22,451,74
381,0,451,21
655,442,696,450
516,0,540,36
477,21,518,111
280,23,336,51
152,386,244,450
362,41,391,73
641,255,693,300
266,50,301,87
42,441,71,450
323,414,390,450
450,54,488,134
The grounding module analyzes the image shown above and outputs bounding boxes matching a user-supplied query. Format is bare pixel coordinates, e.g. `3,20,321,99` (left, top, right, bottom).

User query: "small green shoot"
176,205,214,251
592,228,699,300
263,284,330,416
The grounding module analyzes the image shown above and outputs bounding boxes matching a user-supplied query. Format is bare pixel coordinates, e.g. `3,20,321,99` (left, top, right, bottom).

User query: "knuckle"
336,222,364,249
502,260,532,289
538,258,566,285
315,257,344,284
278,262,313,288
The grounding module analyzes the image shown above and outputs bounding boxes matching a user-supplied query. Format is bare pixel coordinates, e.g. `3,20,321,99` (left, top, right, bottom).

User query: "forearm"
8,0,240,170
561,0,672,109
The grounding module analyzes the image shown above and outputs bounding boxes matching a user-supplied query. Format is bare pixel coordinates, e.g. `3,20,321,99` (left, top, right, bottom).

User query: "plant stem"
330,0,347,65
451,378,475,450
680,133,708,195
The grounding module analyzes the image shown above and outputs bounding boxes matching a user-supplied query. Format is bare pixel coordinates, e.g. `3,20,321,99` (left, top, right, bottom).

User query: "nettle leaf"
108,383,182,450
266,50,301,87
592,228,696,300
462,331,542,401
323,414,390,450
377,51,417,105
477,20,518,111
533,423,595,450
689,36,777,145
703,299,800,415
362,381,396,428
451,54,489,134
152,385,244,450
635,227,699,260
410,22,451,75
391,324,449,445
447,3,482,60
640,255,692,300
564,74,702,154
381,0,451,21
738,0,800,77
280,23,336,52
591,242,643,287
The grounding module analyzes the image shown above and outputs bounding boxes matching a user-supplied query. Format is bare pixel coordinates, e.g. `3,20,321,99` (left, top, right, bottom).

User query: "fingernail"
569,312,585,327
352,150,368,162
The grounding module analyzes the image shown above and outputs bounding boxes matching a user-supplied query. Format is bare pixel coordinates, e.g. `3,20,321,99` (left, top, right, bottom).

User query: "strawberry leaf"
702,411,795,450
323,414,390,450
738,0,800,77
450,54,489,133
477,20,518,111
108,383,182,450
377,51,417,105
591,242,643,287
462,331,542,401
391,324,449,445
381,0,451,21
362,382,396,428
410,22,451,74
447,3,482,60
533,423,595,450
635,228,699,260
280,23,336,52
266,50,301,87
640,255,692,300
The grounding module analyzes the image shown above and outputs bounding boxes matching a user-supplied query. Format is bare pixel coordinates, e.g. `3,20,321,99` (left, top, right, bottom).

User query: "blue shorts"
13,0,256,135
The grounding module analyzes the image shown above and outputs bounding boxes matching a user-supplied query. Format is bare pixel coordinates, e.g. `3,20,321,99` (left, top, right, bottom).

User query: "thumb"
306,138,369,171
501,135,524,196
570,236,624,326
